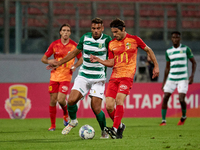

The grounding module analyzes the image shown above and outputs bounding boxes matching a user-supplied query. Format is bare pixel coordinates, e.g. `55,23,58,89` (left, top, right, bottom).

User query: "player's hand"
189,75,194,84
71,65,76,72
152,66,159,79
46,64,58,70
48,59,57,66
90,54,99,62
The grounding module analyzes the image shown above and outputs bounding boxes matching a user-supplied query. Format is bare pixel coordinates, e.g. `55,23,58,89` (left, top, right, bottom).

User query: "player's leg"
114,78,132,138
177,80,188,125
90,80,108,139
105,79,118,121
48,81,59,131
160,80,175,126
57,81,70,126
62,77,88,135
177,93,187,125
61,90,82,135
106,97,116,121
48,93,58,131
160,92,171,126
57,92,69,126
112,93,126,138
90,96,108,139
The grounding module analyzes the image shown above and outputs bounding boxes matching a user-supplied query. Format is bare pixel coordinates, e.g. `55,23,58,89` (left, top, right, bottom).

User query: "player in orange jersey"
41,24,82,131
90,18,159,139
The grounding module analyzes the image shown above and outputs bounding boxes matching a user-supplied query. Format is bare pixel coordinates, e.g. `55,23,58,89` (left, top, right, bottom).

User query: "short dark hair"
60,23,71,32
110,18,125,31
171,31,181,36
91,17,103,24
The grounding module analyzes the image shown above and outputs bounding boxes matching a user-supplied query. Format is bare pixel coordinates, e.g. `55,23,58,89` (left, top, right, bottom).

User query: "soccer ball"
79,124,95,139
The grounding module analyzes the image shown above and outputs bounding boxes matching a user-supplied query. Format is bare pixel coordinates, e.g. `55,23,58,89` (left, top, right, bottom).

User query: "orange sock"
49,106,56,128
113,105,124,129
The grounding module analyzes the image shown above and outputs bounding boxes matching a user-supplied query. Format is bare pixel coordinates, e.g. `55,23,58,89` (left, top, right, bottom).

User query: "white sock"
71,119,78,124
119,123,122,128
113,127,117,132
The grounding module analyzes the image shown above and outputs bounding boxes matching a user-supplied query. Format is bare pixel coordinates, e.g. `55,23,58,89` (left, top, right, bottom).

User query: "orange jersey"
45,39,82,82
108,33,146,79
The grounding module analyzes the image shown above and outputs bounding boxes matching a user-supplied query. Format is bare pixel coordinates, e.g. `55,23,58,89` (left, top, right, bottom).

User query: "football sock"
113,127,117,132
161,109,167,121
49,105,56,127
61,104,68,116
119,123,123,128
108,109,115,122
113,105,124,129
71,119,78,124
96,110,106,131
67,104,78,120
182,109,187,118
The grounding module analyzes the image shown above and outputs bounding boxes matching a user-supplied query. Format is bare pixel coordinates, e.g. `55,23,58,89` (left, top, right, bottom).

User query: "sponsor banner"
0,83,199,119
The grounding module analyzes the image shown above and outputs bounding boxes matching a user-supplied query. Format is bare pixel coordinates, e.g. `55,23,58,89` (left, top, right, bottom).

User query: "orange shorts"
48,80,70,95
106,78,133,99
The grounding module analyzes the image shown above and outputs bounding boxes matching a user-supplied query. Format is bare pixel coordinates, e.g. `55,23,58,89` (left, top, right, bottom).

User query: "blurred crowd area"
0,0,200,55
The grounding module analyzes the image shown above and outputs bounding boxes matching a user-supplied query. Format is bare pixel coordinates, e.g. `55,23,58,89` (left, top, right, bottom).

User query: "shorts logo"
62,86,68,92
79,88,84,93
49,86,52,91
90,89,96,94
119,84,128,91
5,85,31,119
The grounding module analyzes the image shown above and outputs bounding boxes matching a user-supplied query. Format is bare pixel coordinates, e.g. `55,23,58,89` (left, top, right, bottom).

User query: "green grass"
0,118,200,150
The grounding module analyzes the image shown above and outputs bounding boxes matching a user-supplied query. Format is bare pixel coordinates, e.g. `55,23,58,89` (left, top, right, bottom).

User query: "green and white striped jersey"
166,44,194,81
76,32,112,80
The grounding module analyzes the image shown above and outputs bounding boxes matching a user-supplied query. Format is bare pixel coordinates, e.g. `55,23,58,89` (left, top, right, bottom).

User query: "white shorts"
163,80,189,94
72,76,105,99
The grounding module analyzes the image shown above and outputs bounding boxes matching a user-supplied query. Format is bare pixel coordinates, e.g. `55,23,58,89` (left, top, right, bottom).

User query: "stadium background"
0,0,199,119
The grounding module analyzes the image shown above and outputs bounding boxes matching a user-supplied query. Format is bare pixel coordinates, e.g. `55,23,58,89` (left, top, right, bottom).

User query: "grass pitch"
0,118,200,150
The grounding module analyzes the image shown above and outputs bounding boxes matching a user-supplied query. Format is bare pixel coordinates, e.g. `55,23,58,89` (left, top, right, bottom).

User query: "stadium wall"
0,54,199,119
1,83,200,119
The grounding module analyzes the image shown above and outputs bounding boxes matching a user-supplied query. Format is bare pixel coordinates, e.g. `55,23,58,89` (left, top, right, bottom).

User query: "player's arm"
71,56,83,72
41,54,57,66
188,57,197,84
143,46,159,79
90,54,114,67
56,48,82,66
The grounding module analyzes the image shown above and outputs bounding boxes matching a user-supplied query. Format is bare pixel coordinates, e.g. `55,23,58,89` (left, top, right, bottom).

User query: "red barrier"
0,83,199,119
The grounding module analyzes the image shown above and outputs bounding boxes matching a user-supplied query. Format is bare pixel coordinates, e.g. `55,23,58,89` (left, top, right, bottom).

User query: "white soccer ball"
79,124,95,139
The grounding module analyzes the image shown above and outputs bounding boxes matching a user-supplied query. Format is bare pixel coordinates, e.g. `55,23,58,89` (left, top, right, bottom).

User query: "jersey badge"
126,43,131,49
98,43,103,49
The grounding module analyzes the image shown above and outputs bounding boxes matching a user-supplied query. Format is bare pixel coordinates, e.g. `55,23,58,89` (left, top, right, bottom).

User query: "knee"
67,98,76,106
163,94,171,104
106,104,114,113
91,105,101,115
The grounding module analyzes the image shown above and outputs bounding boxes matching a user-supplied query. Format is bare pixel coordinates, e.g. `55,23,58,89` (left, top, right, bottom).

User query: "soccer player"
51,17,112,138
90,18,159,139
160,31,196,126
41,24,82,131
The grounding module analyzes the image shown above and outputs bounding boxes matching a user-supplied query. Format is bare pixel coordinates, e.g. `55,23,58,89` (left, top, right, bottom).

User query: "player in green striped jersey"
52,17,112,138
160,31,196,126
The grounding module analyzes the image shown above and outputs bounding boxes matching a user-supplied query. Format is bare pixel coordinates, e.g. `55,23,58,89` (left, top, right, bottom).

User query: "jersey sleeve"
76,35,84,50
135,36,146,49
76,52,82,59
105,36,112,49
165,51,170,61
45,43,54,57
108,42,114,59
186,46,194,59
